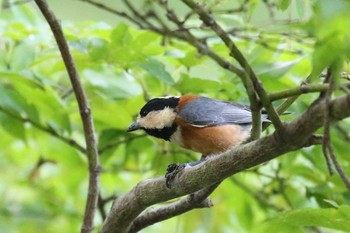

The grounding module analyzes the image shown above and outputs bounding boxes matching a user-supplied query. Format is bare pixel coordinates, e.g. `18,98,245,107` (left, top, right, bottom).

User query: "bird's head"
127,96,180,140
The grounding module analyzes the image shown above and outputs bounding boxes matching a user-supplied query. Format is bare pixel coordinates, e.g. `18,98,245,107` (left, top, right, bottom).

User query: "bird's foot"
165,158,207,188
165,163,186,188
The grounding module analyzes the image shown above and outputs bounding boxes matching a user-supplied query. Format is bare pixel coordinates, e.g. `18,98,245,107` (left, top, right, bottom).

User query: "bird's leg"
165,156,206,188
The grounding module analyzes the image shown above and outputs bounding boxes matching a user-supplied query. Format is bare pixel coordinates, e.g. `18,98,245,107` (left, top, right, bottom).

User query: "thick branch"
34,1,101,233
100,93,350,233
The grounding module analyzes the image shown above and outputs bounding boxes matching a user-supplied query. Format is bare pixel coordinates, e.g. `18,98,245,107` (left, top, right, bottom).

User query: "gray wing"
178,97,269,126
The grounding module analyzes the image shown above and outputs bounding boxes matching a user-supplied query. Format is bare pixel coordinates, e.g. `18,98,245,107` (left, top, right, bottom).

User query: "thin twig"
0,105,86,153
269,83,329,101
82,0,144,27
61,88,74,99
98,194,118,221
230,177,282,210
275,76,312,115
321,68,334,176
271,82,350,102
274,164,293,208
28,156,57,182
304,134,323,147
99,134,146,155
34,1,101,232
212,0,249,14
2,0,32,9
122,0,155,29
262,0,276,19
335,124,350,141
98,194,107,221
328,145,350,192
321,69,350,191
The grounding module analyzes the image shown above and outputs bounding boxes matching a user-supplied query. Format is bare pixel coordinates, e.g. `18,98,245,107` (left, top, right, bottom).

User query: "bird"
127,94,270,187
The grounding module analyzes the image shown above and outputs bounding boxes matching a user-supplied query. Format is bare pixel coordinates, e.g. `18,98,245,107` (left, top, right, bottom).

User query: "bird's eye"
140,110,148,117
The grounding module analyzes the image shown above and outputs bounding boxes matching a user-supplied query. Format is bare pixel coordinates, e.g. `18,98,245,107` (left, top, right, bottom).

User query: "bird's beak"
127,122,141,132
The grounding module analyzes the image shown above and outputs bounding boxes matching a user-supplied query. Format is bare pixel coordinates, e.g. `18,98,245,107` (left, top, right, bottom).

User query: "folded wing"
178,96,269,127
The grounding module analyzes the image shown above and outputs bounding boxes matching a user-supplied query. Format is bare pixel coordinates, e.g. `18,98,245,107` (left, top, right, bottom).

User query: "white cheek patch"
138,108,177,129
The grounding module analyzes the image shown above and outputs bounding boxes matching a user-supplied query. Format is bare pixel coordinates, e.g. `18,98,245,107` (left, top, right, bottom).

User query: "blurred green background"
0,0,350,232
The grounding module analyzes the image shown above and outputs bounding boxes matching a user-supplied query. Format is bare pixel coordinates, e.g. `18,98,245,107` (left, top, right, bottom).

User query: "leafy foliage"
0,1,350,233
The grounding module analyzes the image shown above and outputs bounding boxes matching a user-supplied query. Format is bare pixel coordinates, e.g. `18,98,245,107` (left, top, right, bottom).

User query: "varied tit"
127,94,269,187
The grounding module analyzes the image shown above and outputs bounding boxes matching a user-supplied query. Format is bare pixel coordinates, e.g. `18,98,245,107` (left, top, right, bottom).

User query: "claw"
164,159,206,188
165,163,186,188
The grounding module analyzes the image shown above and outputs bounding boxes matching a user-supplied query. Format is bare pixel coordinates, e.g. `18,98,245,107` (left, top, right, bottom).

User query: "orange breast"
174,117,250,156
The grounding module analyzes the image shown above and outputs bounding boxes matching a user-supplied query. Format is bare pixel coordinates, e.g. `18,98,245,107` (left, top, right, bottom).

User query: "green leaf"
98,128,126,149
0,84,29,114
178,49,205,68
132,30,160,51
83,69,142,99
0,112,25,140
174,73,221,93
257,59,302,78
252,207,350,233
11,43,36,71
308,0,350,79
279,0,292,11
295,0,305,18
87,38,110,61
0,72,42,124
138,59,174,85
110,23,132,46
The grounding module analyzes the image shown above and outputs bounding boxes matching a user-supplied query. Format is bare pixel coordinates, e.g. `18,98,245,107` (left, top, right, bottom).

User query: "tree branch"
82,0,144,28
269,82,350,101
128,182,220,233
269,83,329,101
182,0,283,135
84,0,264,140
65,2,350,231
321,69,350,191
100,93,350,233
275,76,312,115
321,69,335,175
98,194,117,221
122,0,157,29
157,0,262,139
34,1,101,232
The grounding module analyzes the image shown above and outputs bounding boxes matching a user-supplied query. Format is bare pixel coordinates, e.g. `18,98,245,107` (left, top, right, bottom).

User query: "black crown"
140,97,180,117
